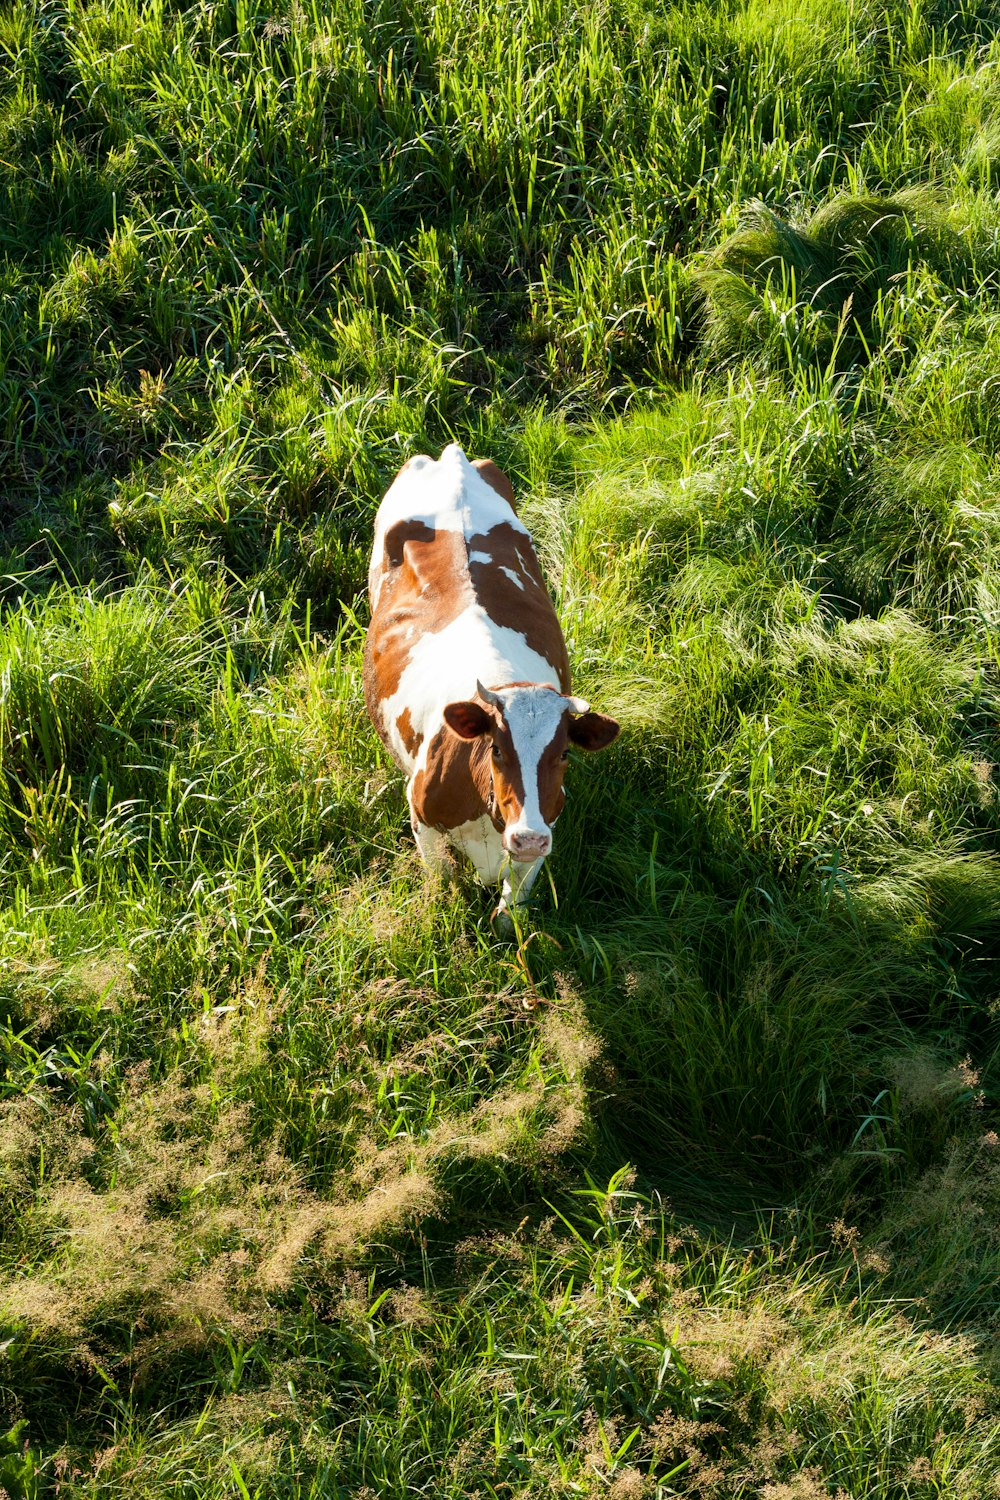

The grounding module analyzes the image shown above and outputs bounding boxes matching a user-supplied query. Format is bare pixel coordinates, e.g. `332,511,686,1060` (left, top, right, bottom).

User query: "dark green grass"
3,0,1000,1495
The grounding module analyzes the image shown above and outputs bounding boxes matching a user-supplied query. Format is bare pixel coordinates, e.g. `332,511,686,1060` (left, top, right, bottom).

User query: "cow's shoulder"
465,524,571,693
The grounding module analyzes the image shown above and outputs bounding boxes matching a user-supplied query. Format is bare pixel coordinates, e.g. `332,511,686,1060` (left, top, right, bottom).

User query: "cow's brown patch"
364,526,473,740
382,517,435,569
568,711,620,752
395,706,423,758
482,713,528,832
473,458,517,510
410,726,497,831
442,700,496,739
467,524,570,691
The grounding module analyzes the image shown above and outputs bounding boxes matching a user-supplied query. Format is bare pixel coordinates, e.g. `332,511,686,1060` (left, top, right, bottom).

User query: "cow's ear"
443,700,494,739
568,711,620,752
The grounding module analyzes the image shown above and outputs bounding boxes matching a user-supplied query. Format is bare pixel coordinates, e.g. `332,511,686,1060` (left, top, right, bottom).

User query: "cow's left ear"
443,700,494,739
568,711,620,752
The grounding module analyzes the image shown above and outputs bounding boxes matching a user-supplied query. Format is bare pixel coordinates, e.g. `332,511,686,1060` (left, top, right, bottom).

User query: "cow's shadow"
494,737,1000,1275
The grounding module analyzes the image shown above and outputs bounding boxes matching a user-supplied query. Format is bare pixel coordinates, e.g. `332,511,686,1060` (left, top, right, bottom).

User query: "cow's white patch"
449,815,505,883
370,444,527,609
499,566,525,590
499,855,545,915
468,550,492,565
412,812,542,912
387,715,418,770
380,606,563,775
411,817,449,870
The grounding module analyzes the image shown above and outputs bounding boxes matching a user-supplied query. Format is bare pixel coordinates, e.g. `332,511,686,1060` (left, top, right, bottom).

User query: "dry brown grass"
0,974,602,1381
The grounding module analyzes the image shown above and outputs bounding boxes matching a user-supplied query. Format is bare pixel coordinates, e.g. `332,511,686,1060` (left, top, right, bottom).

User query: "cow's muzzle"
503,829,551,862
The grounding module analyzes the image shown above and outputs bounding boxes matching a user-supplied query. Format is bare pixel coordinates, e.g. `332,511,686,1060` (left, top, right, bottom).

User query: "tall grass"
2,0,1000,1494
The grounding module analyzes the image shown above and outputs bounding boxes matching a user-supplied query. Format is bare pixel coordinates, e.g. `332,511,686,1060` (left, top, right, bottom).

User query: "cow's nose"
504,830,551,862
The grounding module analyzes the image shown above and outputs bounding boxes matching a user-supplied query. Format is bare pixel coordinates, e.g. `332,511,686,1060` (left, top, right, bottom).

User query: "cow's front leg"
449,816,505,885
495,856,546,929
407,776,451,873
412,819,450,871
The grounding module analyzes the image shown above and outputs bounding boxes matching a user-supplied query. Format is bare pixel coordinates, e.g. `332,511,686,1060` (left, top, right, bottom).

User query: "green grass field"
2,0,1000,1493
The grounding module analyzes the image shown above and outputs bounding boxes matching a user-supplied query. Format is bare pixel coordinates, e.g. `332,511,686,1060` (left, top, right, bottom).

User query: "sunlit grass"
2,0,1000,1494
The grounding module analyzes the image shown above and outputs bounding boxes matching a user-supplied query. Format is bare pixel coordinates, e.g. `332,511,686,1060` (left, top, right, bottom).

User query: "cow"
363,443,619,921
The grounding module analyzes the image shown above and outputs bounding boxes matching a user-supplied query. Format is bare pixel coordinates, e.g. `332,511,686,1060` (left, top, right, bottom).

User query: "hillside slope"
2,0,1000,1494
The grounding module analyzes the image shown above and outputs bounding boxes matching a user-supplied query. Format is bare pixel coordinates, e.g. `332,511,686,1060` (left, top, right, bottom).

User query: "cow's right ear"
443,701,494,739
568,711,620,752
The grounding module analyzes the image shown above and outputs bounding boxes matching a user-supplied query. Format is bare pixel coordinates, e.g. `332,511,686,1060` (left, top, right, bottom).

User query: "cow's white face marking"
490,686,570,858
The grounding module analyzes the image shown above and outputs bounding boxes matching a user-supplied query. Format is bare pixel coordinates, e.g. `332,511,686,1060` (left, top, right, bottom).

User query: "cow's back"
365,446,570,773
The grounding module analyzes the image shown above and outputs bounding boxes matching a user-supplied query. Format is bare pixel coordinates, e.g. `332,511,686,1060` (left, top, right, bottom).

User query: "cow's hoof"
490,904,514,936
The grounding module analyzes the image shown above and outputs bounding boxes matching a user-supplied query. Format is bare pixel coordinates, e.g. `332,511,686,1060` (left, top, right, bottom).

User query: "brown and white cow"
364,443,619,918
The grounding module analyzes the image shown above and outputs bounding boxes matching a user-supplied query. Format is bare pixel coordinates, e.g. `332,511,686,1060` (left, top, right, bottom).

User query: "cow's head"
442,681,619,862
